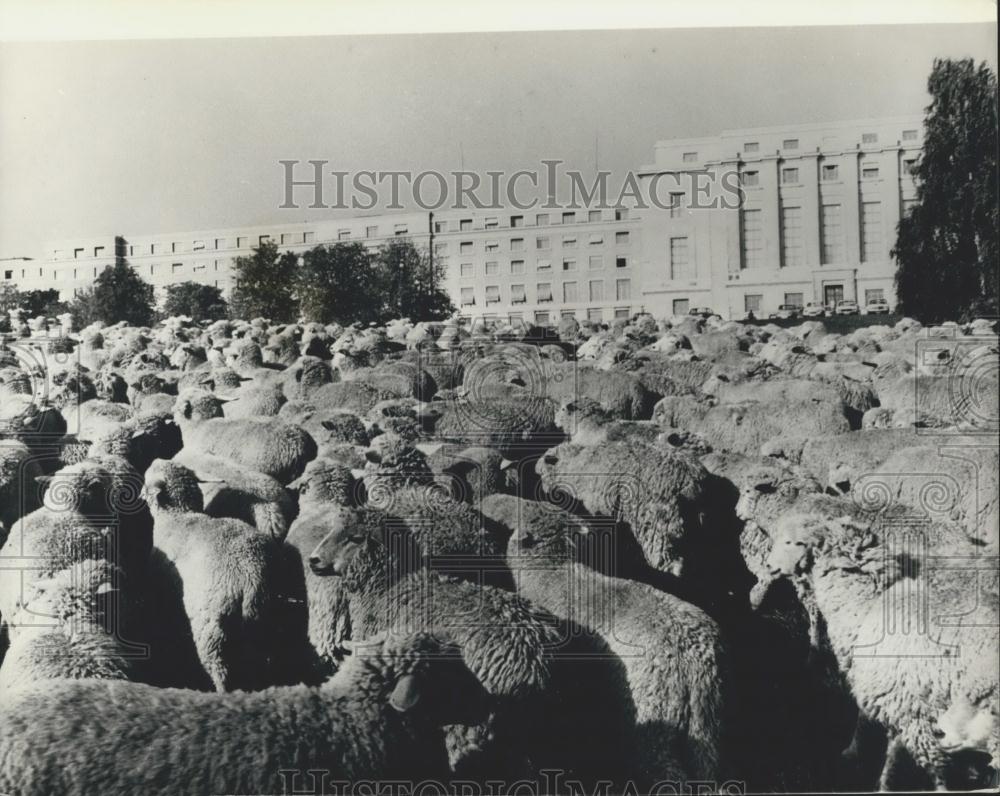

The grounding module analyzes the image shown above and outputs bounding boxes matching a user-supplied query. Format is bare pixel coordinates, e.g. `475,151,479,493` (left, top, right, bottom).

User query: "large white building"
5,116,922,322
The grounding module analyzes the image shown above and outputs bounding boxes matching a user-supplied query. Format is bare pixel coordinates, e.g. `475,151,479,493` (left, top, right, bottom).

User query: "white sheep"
0,632,492,795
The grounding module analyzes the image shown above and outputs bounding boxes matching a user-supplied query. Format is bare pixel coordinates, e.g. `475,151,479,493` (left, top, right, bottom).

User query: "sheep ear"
414,442,444,457
499,458,515,471
389,673,421,712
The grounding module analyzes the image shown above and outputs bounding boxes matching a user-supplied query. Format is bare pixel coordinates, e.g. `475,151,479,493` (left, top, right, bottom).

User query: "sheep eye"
348,535,367,544
794,541,806,547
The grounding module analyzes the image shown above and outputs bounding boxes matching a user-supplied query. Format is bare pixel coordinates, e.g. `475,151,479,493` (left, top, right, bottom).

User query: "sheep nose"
769,567,782,576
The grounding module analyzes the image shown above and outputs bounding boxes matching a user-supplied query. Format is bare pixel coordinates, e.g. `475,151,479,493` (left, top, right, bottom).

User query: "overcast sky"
0,23,995,259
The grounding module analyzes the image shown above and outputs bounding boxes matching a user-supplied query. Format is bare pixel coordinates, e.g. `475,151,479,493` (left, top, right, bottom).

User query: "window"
589,280,604,301
278,234,292,245
741,170,760,187
589,255,603,270
215,238,226,249
616,256,628,269
589,233,604,245
669,193,684,219
862,166,879,180
485,261,499,276
669,236,691,280
682,152,697,163
338,230,351,241
588,210,602,222
536,236,550,250
510,215,523,228
587,308,604,322
615,231,630,245
562,259,577,272
484,217,498,229
3,270,11,280
434,221,447,233
511,284,526,303
861,201,883,263
616,279,631,301
744,142,759,153
902,198,918,216
394,224,408,235
744,294,762,313
865,288,885,304
536,212,549,226
672,298,689,315
862,132,878,145
485,241,499,253
460,241,474,254
172,263,184,273
237,236,249,248
784,292,804,308
614,307,630,320
781,206,804,268
741,209,763,269
782,139,799,150
902,129,918,141
511,238,525,252
510,259,525,274
615,208,629,221
822,164,839,181
821,203,844,264
366,226,378,238
535,311,550,324
485,285,501,305
172,242,183,253
509,312,523,323
74,248,84,259
537,259,552,271
460,287,476,306
460,219,472,231
561,211,575,224
902,159,917,175
561,310,576,320
537,282,553,302
781,167,799,184
562,236,577,248
192,264,206,273
258,236,270,246
460,262,474,278
94,246,105,257
434,243,448,255
563,281,579,303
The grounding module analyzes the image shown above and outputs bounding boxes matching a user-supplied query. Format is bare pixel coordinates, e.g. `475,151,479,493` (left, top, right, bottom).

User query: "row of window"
739,158,916,187
740,129,918,155
490,306,633,326
439,231,631,256
457,255,629,278
458,279,632,307
434,209,630,233
738,288,885,314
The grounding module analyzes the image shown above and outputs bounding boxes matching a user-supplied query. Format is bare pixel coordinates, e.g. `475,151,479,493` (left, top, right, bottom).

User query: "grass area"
745,313,902,334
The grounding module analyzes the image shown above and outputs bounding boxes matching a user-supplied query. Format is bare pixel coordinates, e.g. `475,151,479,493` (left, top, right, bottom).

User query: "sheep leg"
194,616,231,692
878,735,904,792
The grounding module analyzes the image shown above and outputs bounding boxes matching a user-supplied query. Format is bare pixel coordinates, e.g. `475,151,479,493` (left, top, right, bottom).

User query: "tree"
163,282,229,322
893,58,998,322
371,238,454,323
68,260,155,327
228,240,300,322
295,243,380,325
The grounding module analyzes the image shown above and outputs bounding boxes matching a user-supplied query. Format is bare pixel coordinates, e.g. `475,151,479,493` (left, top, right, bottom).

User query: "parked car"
688,307,716,319
770,304,802,320
802,301,826,318
864,297,891,315
835,299,860,315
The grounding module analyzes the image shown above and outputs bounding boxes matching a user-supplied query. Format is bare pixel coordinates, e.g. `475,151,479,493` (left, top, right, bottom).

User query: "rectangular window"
537,259,552,271
781,167,799,184
616,278,631,301
536,236,550,250
509,312,523,323
741,209,763,269
366,226,378,238
434,243,448,255
902,129,918,141
258,236,270,246
861,201,883,263
536,212,549,226
561,211,575,224
615,231,630,245
589,255,603,270
304,232,315,244
214,238,226,249
562,258,577,272
485,241,499,252
338,230,351,241
511,238,525,252
485,285,501,304
562,236,577,248
781,206,803,268
744,294,762,313
563,281,579,303
460,262,474,277
902,159,917,175
902,198,918,216
74,248,85,259
279,234,292,245
460,241,474,254
862,166,879,180
589,233,604,245
434,221,447,233
172,242,183,253
782,138,799,150
485,261,499,276
588,210,602,222
460,287,476,306
237,236,249,248
744,142,759,153
614,307,630,320
587,308,604,322
535,311,550,324
394,224,408,235
741,170,760,187
616,256,628,268
94,246,105,257
615,208,629,221
862,132,878,145
821,203,844,264
784,292,804,308
672,298,690,315
537,282,553,302
669,193,684,219
510,215,523,228
682,152,697,163
172,262,183,273
589,280,604,301
460,219,472,231
510,259,525,274
822,164,839,181
669,236,691,280
865,288,885,303
561,310,576,320
485,217,498,229
511,284,526,303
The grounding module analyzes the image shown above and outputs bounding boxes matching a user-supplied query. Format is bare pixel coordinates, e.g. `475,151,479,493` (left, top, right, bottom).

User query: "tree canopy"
68,260,155,327
372,238,454,323
163,282,229,322
228,240,300,322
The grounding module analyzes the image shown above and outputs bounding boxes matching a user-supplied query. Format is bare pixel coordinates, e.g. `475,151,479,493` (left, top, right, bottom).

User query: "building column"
801,153,821,270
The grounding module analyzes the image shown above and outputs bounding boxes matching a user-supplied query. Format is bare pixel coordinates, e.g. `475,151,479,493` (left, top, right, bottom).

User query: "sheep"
0,440,43,537
427,444,512,504
220,380,287,418
555,397,664,448
485,494,729,784
87,411,183,474
142,459,307,691
171,449,296,539
173,392,317,484
0,632,493,796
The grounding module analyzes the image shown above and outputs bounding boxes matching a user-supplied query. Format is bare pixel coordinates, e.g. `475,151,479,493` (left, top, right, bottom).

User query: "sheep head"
308,505,402,592
143,458,204,513
935,692,1000,769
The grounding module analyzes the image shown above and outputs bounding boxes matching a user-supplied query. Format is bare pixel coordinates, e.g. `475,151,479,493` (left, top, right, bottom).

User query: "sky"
0,22,996,259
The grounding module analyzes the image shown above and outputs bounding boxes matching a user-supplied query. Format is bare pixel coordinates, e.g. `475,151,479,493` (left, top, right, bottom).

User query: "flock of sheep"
0,307,997,795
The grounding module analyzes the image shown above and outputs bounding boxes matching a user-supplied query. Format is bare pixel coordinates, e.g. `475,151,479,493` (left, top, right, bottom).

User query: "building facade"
11,116,921,322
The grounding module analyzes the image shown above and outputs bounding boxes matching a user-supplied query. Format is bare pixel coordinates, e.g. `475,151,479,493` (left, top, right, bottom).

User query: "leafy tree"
228,240,300,322
163,282,228,322
371,238,454,323
295,243,380,325
893,58,998,322
67,260,155,327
